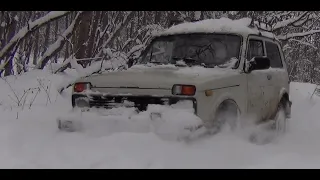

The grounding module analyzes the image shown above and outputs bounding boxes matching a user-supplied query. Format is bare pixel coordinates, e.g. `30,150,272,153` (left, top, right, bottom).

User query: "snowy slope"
0,70,320,168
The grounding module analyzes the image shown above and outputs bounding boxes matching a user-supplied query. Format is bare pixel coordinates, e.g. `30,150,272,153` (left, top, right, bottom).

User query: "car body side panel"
194,74,247,123
262,38,290,118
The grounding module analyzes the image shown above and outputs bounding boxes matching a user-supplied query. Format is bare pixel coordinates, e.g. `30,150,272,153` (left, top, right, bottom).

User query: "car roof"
154,17,278,41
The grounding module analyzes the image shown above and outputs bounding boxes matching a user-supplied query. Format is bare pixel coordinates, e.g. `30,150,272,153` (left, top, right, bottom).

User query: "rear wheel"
272,100,289,135
249,99,289,144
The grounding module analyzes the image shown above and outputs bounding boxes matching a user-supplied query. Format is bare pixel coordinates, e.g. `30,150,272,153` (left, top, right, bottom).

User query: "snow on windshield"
138,34,241,68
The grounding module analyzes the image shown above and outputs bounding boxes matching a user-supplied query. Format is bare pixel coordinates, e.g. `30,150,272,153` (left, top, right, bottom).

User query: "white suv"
63,18,292,136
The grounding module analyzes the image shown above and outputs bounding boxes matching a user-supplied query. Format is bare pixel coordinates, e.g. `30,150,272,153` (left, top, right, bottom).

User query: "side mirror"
247,56,270,72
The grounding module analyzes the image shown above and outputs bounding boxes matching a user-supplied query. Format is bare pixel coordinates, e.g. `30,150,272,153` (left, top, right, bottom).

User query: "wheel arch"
279,88,290,104
217,99,240,112
213,93,242,118
277,88,291,118
207,96,241,132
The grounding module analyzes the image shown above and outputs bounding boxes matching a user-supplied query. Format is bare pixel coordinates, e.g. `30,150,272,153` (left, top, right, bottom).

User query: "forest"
0,11,320,84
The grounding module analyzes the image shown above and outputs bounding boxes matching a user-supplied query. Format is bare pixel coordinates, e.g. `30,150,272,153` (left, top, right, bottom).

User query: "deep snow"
1,69,320,168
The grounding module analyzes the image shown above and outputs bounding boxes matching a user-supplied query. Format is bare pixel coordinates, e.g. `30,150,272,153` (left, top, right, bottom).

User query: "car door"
245,36,272,122
264,39,289,117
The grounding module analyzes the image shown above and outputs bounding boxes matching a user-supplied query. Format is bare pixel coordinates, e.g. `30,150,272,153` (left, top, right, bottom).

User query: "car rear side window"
265,41,283,68
247,39,264,61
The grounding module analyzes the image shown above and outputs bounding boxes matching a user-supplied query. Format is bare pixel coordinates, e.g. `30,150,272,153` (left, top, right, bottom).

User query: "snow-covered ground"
1,69,320,169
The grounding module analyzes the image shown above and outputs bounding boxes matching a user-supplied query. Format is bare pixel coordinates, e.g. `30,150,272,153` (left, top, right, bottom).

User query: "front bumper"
72,94,197,114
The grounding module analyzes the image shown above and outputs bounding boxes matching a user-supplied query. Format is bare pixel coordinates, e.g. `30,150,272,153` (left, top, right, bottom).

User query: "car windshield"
139,33,241,68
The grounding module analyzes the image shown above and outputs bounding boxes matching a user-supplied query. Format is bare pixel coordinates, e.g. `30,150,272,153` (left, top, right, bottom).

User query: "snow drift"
0,69,320,168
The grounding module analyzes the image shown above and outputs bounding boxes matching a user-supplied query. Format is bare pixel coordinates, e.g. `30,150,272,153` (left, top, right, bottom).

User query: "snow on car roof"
154,17,277,39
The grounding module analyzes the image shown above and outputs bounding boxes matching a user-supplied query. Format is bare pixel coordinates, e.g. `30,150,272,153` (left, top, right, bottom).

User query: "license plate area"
89,96,175,111
72,94,197,113
58,120,74,132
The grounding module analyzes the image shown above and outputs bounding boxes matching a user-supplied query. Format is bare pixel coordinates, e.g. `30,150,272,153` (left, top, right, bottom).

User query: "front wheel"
208,100,240,135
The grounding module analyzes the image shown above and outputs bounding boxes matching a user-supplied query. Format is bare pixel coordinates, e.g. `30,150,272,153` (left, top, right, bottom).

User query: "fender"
277,87,292,118
208,92,241,122
279,87,289,102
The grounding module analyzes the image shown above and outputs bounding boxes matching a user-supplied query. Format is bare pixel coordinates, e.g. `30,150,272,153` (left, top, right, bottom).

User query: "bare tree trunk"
33,29,39,65
0,12,5,49
64,15,69,60
54,18,59,62
95,11,136,58
23,38,33,72
75,11,92,67
154,11,161,24
36,11,84,69
0,12,8,49
4,11,17,76
43,22,51,55
87,11,100,58
0,11,70,62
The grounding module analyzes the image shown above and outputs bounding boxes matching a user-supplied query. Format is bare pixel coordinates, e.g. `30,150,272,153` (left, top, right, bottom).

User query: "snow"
95,11,134,58
173,66,239,78
14,15,19,22
129,62,239,77
272,12,308,31
35,12,80,69
130,63,177,70
0,11,70,63
289,39,317,50
2,69,320,168
194,11,201,20
56,55,127,92
155,17,276,39
277,29,320,41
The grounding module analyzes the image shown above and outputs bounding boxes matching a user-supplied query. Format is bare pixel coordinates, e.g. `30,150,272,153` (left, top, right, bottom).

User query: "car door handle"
267,74,272,80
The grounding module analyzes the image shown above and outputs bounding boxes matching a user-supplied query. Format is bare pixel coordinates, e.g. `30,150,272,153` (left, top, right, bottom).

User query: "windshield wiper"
172,56,201,67
172,57,216,68
172,57,197,63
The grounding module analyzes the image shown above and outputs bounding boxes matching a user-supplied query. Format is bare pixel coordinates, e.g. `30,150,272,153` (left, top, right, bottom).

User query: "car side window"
247,39,265,61
265,41,283,68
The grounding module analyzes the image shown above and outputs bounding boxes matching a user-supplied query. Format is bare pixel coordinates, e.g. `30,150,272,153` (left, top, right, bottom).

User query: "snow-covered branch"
277,29,320,41
0,11,70,61
121,26,151,51
289,39,318,50
272,11,309,30
95,11,136,59
35,11,84,69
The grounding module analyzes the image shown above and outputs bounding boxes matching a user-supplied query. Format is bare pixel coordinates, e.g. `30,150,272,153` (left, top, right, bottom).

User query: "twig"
37,78,51,105
29,87,40,109
1,77,20,104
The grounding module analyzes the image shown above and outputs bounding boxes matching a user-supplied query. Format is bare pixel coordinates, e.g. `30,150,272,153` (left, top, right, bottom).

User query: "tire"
249,99,289,145
208,100,240,135
272,101,288,135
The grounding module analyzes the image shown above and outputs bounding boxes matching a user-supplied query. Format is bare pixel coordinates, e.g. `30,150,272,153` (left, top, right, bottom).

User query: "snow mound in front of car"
58,103,203,141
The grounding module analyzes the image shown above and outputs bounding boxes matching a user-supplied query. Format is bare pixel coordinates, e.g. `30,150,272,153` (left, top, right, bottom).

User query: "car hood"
80,64,240,91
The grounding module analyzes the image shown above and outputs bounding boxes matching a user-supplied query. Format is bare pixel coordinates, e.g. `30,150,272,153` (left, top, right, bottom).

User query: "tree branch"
95,11,136,59
0,11,70,61
277,29,320,41
272,11,309,30
35,11,84,69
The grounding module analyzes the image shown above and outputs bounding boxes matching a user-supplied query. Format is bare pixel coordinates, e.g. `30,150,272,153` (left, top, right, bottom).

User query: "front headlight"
172,84,196,96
